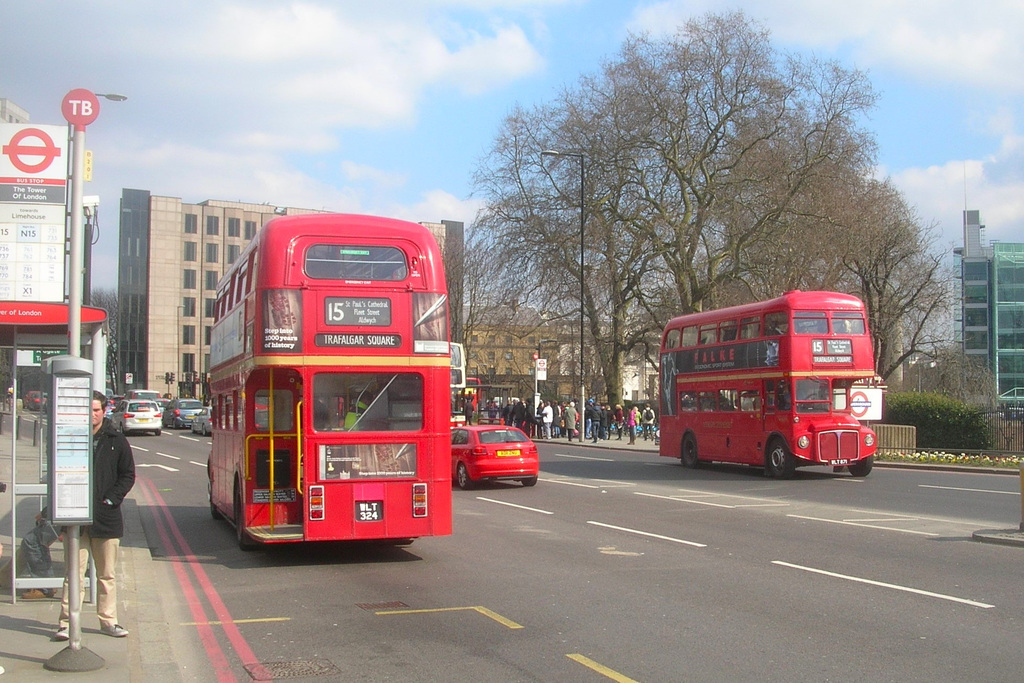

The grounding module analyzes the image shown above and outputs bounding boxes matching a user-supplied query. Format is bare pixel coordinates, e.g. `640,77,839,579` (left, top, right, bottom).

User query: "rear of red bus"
208,214,453,547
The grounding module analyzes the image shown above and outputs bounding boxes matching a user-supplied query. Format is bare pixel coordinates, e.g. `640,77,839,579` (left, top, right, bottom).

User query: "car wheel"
520,476,538,487
154,429,161,436
847,456,873,478
765,438,796,479
456,462,475,490
681,434,700,468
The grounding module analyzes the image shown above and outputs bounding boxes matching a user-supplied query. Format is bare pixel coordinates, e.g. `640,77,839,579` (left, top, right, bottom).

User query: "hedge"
884,392,992,450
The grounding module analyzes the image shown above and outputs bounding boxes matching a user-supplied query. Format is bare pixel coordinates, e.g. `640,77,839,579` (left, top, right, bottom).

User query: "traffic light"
169,372,175,383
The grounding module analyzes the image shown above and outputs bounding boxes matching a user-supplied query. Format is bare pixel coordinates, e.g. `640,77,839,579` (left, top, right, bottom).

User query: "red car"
451,425,539,489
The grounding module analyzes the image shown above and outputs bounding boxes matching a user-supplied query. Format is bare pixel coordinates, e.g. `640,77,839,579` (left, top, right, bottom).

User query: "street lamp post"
541,150,586,442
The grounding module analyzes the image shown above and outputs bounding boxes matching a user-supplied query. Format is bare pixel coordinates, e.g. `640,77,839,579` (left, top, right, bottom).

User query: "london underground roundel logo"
1,128,63,174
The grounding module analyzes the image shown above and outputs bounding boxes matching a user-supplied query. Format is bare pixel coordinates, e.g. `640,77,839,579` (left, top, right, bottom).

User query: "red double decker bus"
207,214,453,548
658,290,877,478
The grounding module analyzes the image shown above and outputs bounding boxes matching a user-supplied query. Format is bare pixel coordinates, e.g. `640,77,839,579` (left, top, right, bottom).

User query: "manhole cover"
245,659,341,680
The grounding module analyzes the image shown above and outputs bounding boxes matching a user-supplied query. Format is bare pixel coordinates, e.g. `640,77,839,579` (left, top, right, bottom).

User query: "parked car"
109,399,162,436
126,389,162,402
190,407,212,436
163,398,204,429
451,425,539,490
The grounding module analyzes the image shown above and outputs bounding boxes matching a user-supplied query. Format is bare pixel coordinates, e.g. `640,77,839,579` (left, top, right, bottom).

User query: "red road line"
137,477,236,681
139,478,273,680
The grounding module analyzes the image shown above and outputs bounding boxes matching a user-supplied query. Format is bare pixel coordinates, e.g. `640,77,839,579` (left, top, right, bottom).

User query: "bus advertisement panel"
207,214,453,548
658,290,877,478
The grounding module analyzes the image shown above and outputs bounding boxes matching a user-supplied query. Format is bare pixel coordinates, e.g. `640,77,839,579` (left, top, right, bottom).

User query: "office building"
954,210,1024,405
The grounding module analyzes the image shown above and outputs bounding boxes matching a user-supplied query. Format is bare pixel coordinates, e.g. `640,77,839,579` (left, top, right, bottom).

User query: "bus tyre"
209,478,223,520
681,434,700,469
456,463,475,490
765,439,796,479
234,483,258,551
847,456,873,478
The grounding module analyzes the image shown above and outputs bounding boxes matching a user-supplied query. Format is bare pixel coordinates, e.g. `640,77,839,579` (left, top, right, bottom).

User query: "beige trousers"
58,529,121,630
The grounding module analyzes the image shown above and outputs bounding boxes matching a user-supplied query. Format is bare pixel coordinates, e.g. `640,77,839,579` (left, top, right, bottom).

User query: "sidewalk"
0,411,172,681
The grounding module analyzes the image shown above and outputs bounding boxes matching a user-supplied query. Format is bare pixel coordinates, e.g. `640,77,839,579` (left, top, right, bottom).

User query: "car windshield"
178,400,202,409
478,429,530,445
130,402,156,412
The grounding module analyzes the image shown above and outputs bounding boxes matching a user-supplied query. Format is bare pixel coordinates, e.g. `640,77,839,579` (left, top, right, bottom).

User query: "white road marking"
137,463,179,472
543,479,602,489
587,521,706,547
155,452,181,460
788,514,939,536
772,560,994,608
190,461,207,468
475,497,554,515
919,484,1019,496
554,453,615,462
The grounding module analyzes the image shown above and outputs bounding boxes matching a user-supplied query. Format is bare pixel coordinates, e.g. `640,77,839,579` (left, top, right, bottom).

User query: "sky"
3,0,1023,291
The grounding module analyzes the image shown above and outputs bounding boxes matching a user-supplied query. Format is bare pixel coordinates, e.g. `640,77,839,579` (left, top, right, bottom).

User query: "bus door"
245,369,303,534
732,385,763,461
763,378,791,439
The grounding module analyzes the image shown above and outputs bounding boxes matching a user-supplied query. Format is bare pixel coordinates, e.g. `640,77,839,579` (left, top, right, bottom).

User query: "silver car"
109,399,162,436
190,407,212,436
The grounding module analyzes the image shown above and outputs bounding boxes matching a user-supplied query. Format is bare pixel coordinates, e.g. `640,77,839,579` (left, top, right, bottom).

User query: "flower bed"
877,450,1024,468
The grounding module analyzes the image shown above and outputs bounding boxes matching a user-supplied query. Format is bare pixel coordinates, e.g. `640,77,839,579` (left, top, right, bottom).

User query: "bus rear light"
412,483,428,518
309,485,325,521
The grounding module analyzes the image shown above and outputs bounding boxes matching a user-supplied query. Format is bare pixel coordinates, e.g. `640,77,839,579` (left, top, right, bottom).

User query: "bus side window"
739,316,760,339
679,391,697,412
718,389,737,411
681,326,698,347
665,328,681,350
776,382,791,411
720,321,738,342
739,390,761,412
764,312,788,336
698,392,717,411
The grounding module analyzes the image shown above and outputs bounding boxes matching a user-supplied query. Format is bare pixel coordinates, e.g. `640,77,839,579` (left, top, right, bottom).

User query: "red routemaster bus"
207,214,453,548
659,290,877,478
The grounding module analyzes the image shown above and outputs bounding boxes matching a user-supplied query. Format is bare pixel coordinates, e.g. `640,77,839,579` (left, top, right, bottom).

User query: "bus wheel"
456,463,475,490
208,478,223,520
847,456,873,478
765,439,796,479
681,434,700,468
234,482,258,551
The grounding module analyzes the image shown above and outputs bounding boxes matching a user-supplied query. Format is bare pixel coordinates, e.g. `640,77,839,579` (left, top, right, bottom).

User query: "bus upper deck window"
831,313,866,335
793,312,828,334
764,312,788,336
680,326,698,347
739,316,760,339
665,329,681,350
305,244,408,281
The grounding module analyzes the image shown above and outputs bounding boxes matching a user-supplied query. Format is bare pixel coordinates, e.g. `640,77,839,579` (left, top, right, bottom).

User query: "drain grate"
245,659,341,680
356,601,409,611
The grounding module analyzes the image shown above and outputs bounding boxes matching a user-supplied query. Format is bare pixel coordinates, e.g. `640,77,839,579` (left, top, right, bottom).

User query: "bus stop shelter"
1,301,108,601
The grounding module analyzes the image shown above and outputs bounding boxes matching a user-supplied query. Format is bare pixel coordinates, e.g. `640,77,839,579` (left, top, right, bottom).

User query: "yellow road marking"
182,617,291,626
376,605,523,629
566,654,640,682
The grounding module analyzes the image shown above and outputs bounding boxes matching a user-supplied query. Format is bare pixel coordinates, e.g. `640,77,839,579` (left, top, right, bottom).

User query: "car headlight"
864,433,875,447
797,435,810,449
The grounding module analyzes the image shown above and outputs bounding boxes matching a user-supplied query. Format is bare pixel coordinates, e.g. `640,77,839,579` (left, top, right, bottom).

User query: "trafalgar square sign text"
0,123,69,302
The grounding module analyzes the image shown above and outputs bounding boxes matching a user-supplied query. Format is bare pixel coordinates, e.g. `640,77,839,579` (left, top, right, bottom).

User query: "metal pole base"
44,645,106,672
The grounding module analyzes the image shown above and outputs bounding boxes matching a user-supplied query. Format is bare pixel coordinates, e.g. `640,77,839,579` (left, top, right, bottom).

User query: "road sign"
850,387,882,421
61,89,100,129
125,372,133,385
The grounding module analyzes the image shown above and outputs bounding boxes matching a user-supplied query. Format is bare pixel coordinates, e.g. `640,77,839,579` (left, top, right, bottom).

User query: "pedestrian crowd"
489,397,657,444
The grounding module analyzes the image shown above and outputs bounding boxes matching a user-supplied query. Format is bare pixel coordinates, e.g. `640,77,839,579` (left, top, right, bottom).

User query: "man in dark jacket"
55,391,136,641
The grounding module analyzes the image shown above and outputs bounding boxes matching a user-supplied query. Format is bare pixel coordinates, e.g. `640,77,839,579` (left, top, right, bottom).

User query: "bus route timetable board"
0,123,69,303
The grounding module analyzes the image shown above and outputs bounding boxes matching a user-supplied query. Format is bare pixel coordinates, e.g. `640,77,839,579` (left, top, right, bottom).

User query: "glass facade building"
956,210,1024,405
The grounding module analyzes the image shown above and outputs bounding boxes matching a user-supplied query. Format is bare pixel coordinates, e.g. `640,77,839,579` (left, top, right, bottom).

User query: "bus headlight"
864,433,875,447
797,435,810,449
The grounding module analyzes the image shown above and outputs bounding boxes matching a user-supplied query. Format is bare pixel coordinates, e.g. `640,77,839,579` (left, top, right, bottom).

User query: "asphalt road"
128,430,1024,682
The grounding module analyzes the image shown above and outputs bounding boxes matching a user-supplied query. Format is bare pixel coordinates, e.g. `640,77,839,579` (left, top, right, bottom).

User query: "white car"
109,399,162,436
